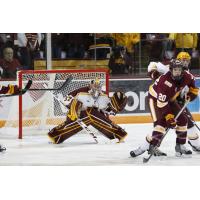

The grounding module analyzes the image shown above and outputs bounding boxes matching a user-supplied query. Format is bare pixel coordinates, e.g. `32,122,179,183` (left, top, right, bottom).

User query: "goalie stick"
143,99,190,163
44,85,98,143
0,80,32,98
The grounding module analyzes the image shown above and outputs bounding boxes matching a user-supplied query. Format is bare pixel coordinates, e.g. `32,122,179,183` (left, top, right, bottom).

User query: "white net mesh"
16,70,108,138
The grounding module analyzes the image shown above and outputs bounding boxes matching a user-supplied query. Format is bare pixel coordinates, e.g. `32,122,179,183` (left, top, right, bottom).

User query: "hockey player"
130,59,199,157
0,83,21,152
147,52,191,80
48,78,128,144
62,79,106,107
147,52,200,152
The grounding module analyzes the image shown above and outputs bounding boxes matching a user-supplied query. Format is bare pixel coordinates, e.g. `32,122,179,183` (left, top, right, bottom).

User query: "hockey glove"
165,114,177,129
0,84,21,95
148,70,160,80
186,87,199,102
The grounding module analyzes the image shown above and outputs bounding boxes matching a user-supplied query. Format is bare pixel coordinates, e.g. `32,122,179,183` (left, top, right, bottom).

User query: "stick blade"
21,80,33,94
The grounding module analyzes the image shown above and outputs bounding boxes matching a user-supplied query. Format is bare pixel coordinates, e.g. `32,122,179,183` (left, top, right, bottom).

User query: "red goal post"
18,69,109,139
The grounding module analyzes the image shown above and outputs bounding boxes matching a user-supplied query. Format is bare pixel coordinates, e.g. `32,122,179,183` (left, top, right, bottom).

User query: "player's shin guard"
175,126,192,156
148,126,167,156
176,126,187,145
150,131,164,146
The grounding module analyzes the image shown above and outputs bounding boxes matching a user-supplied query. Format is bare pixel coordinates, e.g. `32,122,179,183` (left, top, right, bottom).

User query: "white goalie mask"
89,78,102,99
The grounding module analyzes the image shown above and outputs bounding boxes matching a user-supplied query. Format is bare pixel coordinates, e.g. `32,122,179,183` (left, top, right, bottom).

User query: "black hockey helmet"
169,59,184,81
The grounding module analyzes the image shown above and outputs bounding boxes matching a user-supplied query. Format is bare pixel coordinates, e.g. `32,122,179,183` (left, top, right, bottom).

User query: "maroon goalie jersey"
149,70,199,117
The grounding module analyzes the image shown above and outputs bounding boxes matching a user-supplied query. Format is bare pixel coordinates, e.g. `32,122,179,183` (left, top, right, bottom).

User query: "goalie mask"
89,78,102,99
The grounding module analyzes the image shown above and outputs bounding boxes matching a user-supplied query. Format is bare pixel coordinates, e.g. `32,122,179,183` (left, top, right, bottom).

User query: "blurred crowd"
0,33,45,80
0,33,200,80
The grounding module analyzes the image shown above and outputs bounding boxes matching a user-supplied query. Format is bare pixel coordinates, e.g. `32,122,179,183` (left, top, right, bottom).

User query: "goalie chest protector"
76,92,110,110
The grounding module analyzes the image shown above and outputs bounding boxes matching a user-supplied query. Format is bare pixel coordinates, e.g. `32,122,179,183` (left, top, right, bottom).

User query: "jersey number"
158,93,166,102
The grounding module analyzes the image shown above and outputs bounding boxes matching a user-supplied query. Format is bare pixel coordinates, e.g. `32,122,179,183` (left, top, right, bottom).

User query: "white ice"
0,123,200,166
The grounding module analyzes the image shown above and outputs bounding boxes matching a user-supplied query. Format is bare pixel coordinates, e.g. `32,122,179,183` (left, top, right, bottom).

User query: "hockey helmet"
176,52,191,69
169,59,184,81
177,52,191,60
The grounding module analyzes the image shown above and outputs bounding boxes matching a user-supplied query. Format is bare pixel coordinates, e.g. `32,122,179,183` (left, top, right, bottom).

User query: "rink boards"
109,77,200,123
0,77,199,125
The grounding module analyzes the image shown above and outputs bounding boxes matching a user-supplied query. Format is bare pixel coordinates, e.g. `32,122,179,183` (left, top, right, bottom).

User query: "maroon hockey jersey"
149,70,199,117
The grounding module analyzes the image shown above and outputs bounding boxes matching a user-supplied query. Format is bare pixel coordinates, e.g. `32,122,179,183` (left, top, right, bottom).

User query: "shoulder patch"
164,80,172,87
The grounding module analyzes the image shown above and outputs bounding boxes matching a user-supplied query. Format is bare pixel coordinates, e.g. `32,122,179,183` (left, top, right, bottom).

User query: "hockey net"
6,69,109,139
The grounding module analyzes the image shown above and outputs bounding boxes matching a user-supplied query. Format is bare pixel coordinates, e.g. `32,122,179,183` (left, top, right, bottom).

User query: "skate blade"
175,152,192,157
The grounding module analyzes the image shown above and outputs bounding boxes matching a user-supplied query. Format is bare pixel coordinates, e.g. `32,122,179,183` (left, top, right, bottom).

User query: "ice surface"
0,123,200,166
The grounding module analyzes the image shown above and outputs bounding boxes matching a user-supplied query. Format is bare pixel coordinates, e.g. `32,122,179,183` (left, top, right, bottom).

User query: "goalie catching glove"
106,91,127,115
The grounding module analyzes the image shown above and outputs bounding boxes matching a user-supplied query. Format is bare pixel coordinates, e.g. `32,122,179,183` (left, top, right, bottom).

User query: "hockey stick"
44,86,98,143
76,120,98,143
0,80,32,98
143,99,190,163
27,75,73,91
0,75,72,97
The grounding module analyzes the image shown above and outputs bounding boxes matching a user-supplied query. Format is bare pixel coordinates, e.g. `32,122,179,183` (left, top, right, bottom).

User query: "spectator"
0,34,16,58
146,33,166,62
16,33,43,69
111,33,140,73
108,46,130,74
52,33,67,59
111,33,140,54
0,47,22,79
169,33,198,56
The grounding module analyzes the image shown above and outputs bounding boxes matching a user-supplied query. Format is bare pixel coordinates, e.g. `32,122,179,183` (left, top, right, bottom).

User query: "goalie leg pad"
87,108,128,141
48,119,83,144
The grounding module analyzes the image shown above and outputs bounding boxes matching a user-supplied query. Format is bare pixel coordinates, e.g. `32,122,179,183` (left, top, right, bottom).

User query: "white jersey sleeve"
148,62,169,75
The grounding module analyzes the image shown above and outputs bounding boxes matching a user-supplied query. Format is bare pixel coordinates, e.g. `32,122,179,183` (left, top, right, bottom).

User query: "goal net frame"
18,69,109,139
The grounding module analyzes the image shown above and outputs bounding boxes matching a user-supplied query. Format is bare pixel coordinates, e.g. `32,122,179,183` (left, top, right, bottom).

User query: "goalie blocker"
48,90,128,144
